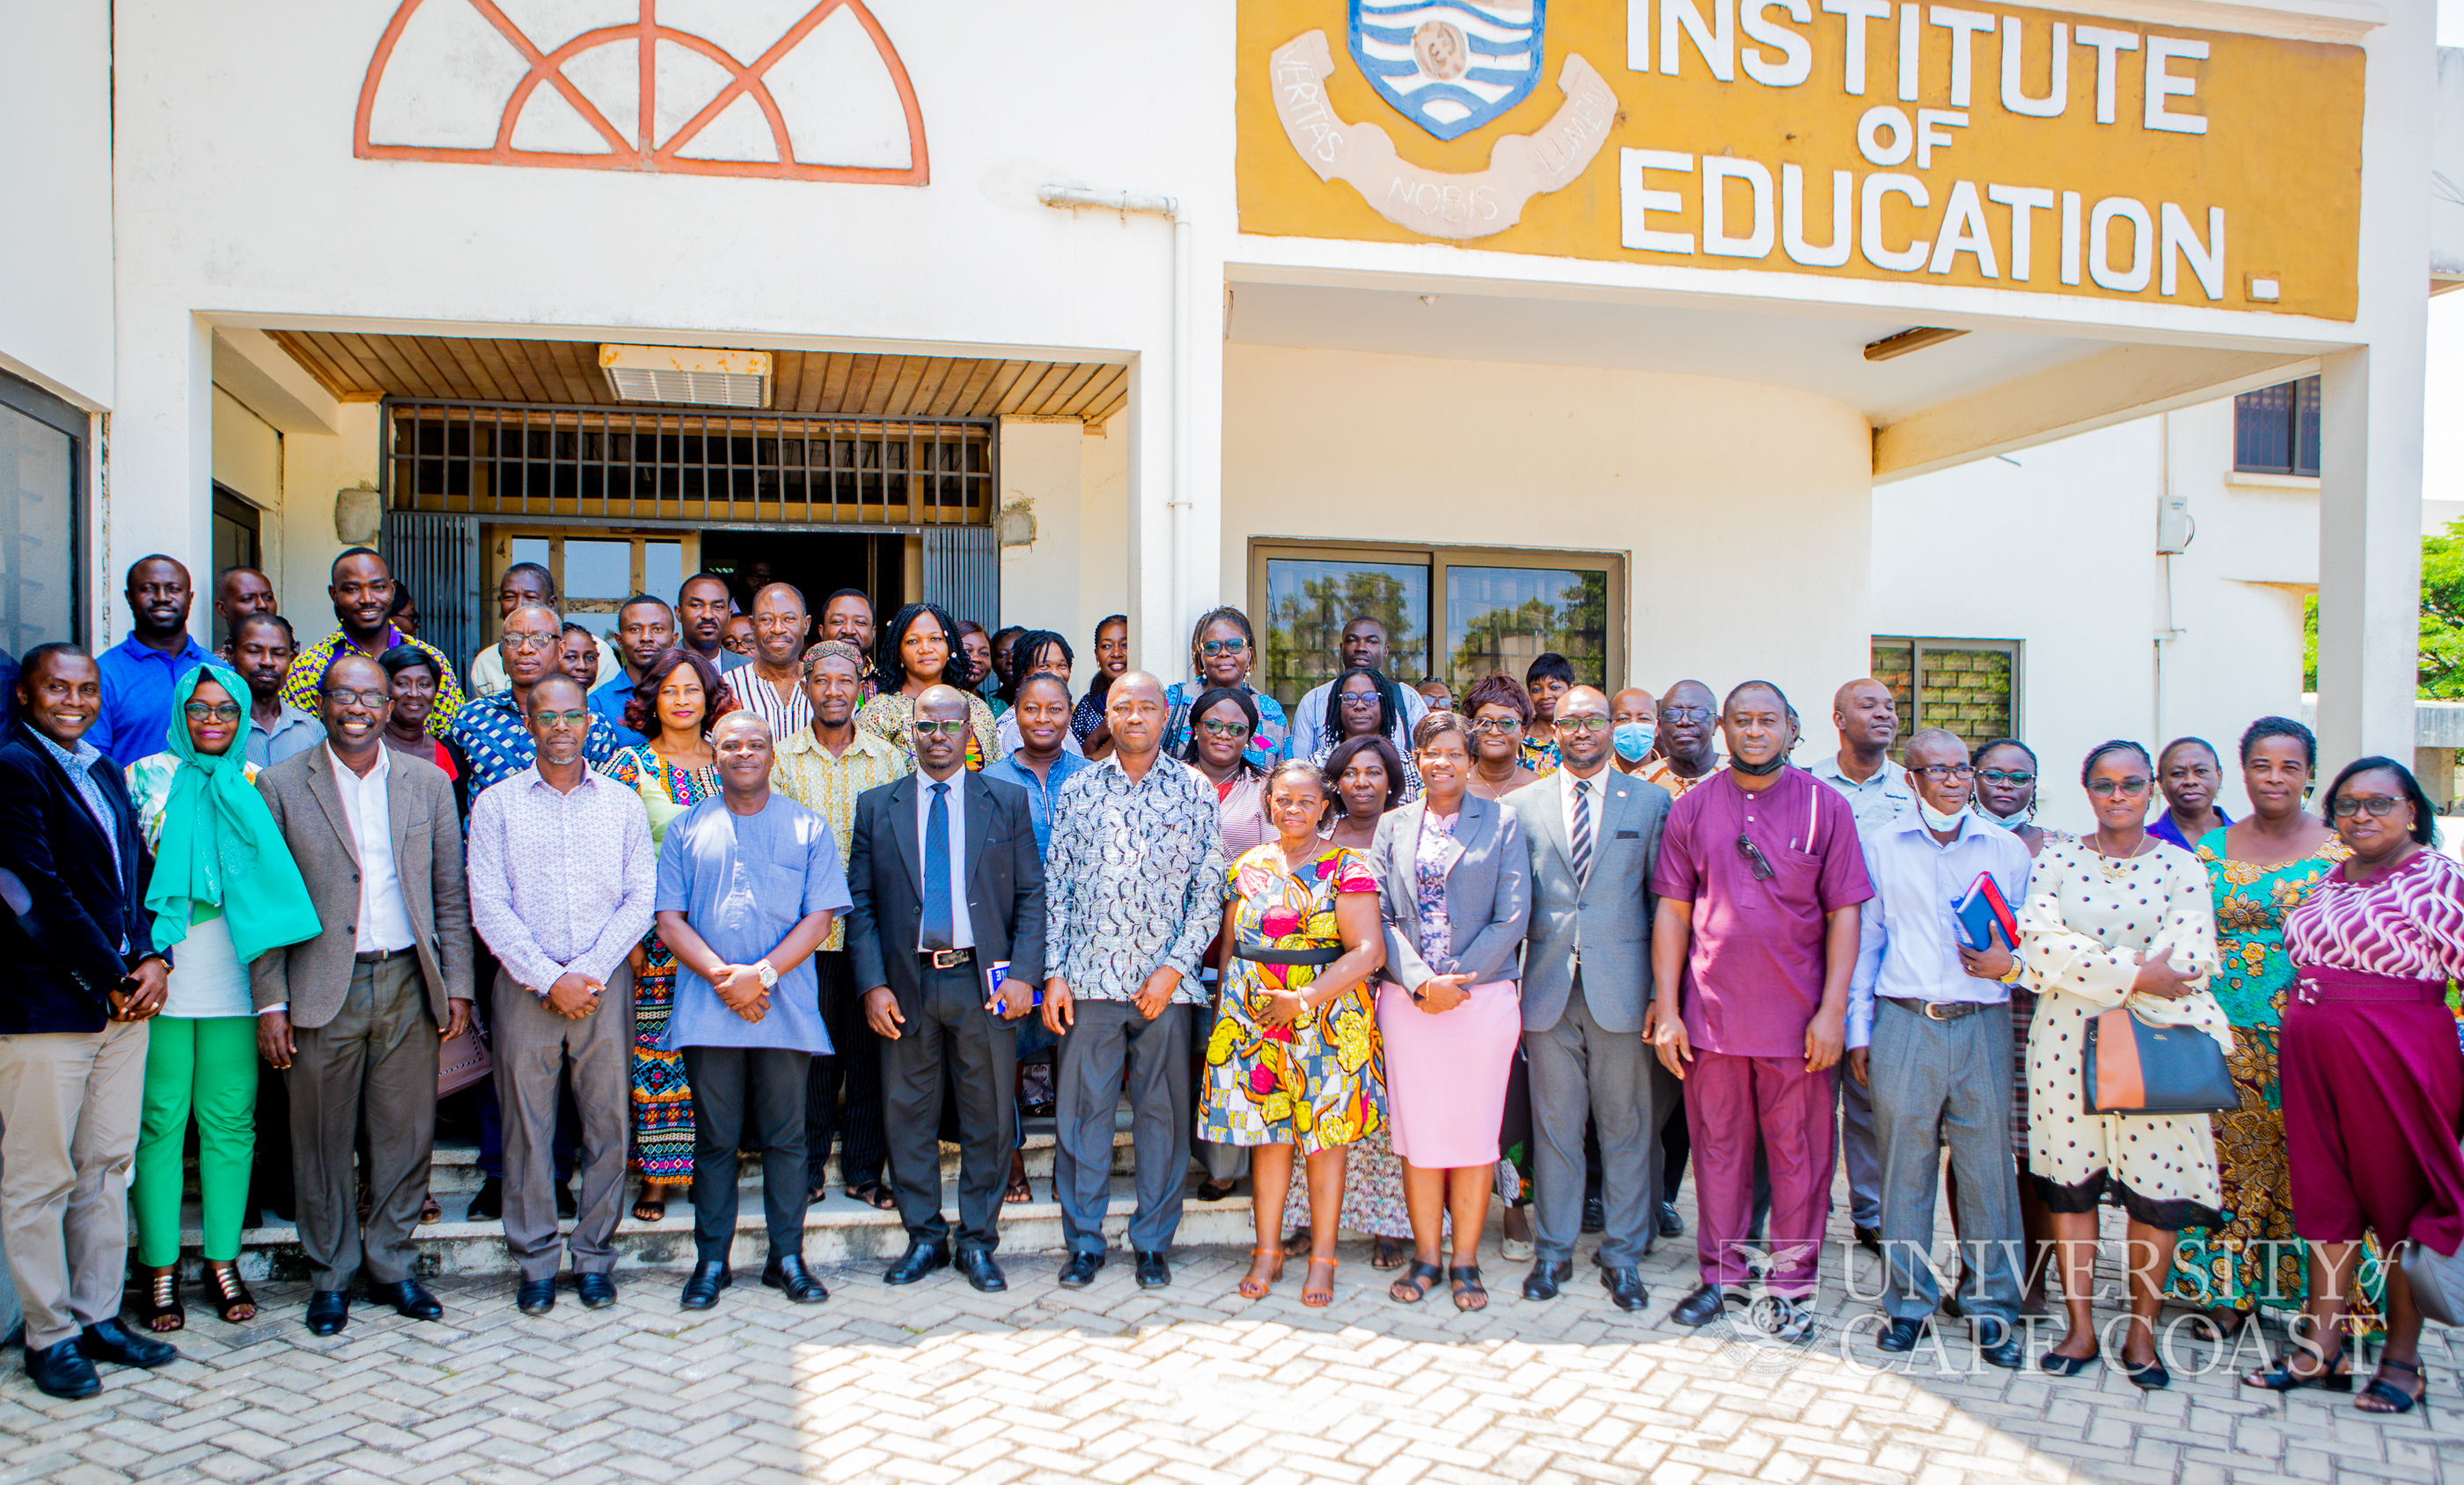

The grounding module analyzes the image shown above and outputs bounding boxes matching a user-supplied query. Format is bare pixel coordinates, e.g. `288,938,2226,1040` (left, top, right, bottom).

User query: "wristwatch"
755,959,779,989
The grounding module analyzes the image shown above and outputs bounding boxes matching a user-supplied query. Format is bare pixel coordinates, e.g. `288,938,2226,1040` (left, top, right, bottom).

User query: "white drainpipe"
1037,185,1191,664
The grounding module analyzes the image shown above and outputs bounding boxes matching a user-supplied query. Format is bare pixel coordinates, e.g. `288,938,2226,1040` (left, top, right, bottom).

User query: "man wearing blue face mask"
1610,687,1657,776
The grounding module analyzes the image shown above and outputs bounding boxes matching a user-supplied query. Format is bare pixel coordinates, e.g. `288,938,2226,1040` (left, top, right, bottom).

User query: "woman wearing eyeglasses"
2017,739,2227,1388
2170,717,2365,1343
124,666,321,1330
2247,757,2464,1415
1162,607,1286,770
378,644,462,789
1462,673,1542,803
1307,667,1421,804
1185,687,1270,1202
857,602,998,768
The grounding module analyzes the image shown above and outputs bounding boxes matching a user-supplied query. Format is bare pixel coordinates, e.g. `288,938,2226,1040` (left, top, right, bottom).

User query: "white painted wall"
1222,343,1875,739
0,3,113,410
211,387,282,512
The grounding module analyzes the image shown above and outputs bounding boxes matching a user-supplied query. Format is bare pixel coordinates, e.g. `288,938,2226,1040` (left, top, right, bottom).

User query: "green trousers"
132,1016,260,1266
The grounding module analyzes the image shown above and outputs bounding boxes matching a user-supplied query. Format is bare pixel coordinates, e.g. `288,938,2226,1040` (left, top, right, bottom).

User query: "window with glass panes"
2233,376,2321,476
1871,638,2020,763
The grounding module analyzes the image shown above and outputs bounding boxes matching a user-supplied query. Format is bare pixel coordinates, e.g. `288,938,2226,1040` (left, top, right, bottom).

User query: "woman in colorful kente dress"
607,647,736,1223
1201,759,1387,1309
2170,717,2375,1337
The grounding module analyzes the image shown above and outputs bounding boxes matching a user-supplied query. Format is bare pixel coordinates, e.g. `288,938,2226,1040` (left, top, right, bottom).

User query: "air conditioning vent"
599,345,773,408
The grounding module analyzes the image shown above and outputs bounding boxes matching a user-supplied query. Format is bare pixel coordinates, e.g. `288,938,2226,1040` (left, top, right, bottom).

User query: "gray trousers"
1840,1059,1881,1229
290,954,437,1291
1868,998,2024,1327
1526,979,1664,1268
492,966,632,1281
882,960,1016,1253
0,1017,148,1349
1053,1001,1190,1257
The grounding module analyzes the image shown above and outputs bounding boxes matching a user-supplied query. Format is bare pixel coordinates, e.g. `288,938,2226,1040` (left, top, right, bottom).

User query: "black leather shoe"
1135,1252,1171,1290
1876,1316,1931,1353
1581,1193,1606,1233
1670,1283,1728,1327
956,1249,1008,1293
576,1273,619,1310
1854,1224,1883,1256
368,1278,444,1321
304,1289,350,1335
1522,1260,1573,1301
1057,1251,1105,1288
884,1240,950,1286
1657,1201,1685,1239
555,1181,577,1218
24,1339,99,1400
516,1279,556,1316
466,1177,502,1222
1978,1328,2026,1370
1600,1266,1648,1312
679,1261,731,1310
80,1318,178,1370
763,1255,830,1304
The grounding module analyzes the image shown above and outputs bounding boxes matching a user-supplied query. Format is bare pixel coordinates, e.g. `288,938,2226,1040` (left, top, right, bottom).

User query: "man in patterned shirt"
281,548,463,737
1040,671,1225,1290
770,641,909,1209
449,606,623,801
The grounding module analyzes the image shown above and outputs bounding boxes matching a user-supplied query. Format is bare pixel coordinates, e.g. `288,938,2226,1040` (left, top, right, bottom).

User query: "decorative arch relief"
356,0,928,184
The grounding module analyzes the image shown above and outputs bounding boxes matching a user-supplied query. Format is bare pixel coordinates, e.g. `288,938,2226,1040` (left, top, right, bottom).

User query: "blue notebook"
1954,873,2020,953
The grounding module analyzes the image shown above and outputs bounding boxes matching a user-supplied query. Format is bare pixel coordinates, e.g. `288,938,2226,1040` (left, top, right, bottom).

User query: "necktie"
922,781,954,951
1570,776,1594,887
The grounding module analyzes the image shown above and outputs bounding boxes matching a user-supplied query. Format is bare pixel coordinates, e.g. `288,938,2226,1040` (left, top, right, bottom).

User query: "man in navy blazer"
0,644,181,1398
846,686,1045,1294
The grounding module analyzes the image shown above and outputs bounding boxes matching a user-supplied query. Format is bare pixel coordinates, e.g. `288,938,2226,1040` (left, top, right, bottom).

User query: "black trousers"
805,951,888,1191
881,959,1017,1253
682,1045,810,1264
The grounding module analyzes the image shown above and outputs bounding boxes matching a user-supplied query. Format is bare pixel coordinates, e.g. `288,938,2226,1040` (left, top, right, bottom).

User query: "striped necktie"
1570,776,1594,887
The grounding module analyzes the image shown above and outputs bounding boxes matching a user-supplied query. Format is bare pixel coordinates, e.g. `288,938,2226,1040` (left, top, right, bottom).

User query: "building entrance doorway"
695,529,908,636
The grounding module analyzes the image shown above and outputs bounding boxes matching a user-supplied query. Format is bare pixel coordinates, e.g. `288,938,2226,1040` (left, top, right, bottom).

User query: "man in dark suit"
0,644,181,1398
254,651,473,1336
1505,685,1672,1312
847,685,1045,1293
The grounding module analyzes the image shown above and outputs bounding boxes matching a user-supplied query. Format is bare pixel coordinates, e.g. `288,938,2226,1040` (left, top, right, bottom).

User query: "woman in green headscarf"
122,664,320,1331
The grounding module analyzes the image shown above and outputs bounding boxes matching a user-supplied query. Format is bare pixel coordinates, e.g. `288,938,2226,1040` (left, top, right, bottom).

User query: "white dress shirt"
913,768,975,951
1844,812,2034,1049
326,745,416,953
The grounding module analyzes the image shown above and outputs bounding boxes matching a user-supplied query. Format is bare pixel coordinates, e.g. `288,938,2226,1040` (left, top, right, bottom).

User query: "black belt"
1881,996,1996,1022
919,948,973,969
1233,942,1340,967
355,947,409,964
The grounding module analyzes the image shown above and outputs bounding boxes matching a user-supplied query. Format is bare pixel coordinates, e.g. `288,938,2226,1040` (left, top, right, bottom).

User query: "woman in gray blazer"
1369,712,1532,1311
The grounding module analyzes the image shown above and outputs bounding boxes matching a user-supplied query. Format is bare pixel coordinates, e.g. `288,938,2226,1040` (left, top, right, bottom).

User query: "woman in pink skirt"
1368,712,1532,1311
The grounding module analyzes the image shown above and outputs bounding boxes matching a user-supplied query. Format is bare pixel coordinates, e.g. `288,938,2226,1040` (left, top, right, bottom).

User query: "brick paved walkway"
6,1224,2460,1485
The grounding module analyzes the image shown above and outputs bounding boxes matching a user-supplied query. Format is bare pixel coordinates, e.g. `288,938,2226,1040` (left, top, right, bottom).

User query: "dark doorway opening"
699,530,907,640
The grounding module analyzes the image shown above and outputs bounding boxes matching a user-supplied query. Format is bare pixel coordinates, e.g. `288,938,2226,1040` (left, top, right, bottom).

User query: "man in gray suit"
1506,685,1671,1310
255,651,474,1336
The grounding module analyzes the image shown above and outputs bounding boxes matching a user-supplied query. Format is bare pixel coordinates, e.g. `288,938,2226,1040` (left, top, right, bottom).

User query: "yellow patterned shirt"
771,726,912,951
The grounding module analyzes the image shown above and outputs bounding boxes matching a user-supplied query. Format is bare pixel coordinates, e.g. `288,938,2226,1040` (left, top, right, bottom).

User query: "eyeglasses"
1735,834,1775,882
2330,795,2406,819
502,632,560,651
1661,706,1712,723
1198,718,1252,738
182,702,242,723
532,709,591,728
1977,768,2035,787
1469,717,1522,733
324,688,390,708
1556,717,1612,734
1338,692,1382,708
912,719,971,739
1912,764,1975,783
2086,776,2152,798
1198,637,1247,657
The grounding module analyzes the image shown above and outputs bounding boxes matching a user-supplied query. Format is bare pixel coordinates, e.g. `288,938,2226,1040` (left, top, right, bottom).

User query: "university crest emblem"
1347,0,1545,142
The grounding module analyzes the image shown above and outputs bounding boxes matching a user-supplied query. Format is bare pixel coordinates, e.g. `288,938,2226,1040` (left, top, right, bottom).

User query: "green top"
2196,827,2350,1031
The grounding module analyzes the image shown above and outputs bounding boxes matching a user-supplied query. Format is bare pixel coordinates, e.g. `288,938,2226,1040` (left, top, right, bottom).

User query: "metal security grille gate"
381,399,996,529
380,511,481,678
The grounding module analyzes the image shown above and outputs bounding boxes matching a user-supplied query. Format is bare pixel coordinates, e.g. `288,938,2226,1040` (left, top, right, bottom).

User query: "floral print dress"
2169,832,2381,1323
607,745,721,1183
1201,843,1385,1153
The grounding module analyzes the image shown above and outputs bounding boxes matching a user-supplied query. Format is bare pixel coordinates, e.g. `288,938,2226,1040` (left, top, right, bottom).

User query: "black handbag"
2080,1006,2236,1114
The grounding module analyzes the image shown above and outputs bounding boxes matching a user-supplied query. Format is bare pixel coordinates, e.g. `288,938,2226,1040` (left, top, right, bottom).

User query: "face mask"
1730,753,1787,776
1613,722,1654,762
1917,795,1968,833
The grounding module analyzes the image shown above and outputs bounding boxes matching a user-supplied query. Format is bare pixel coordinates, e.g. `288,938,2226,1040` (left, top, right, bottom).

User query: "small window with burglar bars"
1871,638,2020,763
2233,376,2320,477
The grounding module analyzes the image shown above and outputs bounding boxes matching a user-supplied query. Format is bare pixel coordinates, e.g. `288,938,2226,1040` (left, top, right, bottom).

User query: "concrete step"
189,1171,1255,1282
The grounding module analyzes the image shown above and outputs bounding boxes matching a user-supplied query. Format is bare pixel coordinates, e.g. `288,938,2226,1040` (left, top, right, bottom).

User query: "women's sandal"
1390,1261,1444,1305
1004,1173,1035,1205
2120,1357,2170,1392
1302,1255,1339,1308
1450,1264,1488,1313
632,1188,668,1224
847,1180,899,1212
1238,1247,1286,1300
2246,1346,2352,1393
1195,1179,1237,1202
128,1265,183,1334
204,1262,257,1325
1371,1237,1406,1271
418,1194,444,1225
2039,1348,2099,1377
2358,1357,2427,1415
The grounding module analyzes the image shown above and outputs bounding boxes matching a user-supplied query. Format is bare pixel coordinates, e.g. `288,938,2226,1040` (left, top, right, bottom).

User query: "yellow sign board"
1238,0,2363,320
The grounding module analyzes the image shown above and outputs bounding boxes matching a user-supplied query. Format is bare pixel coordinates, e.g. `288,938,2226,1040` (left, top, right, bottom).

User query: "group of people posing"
1,552,2458,1423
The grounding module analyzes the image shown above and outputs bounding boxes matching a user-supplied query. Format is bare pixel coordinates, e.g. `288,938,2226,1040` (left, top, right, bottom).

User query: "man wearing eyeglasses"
1839,729,2031,1368
253,652,474,1335
450,606,626,800
1640,681,1724,800
1284,616,1426,761
1650,680,1874,1341
1506,686,1672,1310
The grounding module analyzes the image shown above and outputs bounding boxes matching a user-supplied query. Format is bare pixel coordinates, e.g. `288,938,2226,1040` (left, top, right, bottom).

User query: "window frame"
0,370,89,650
2232,374,2321,477
1247,537,1626,705
1870,635,2024,761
